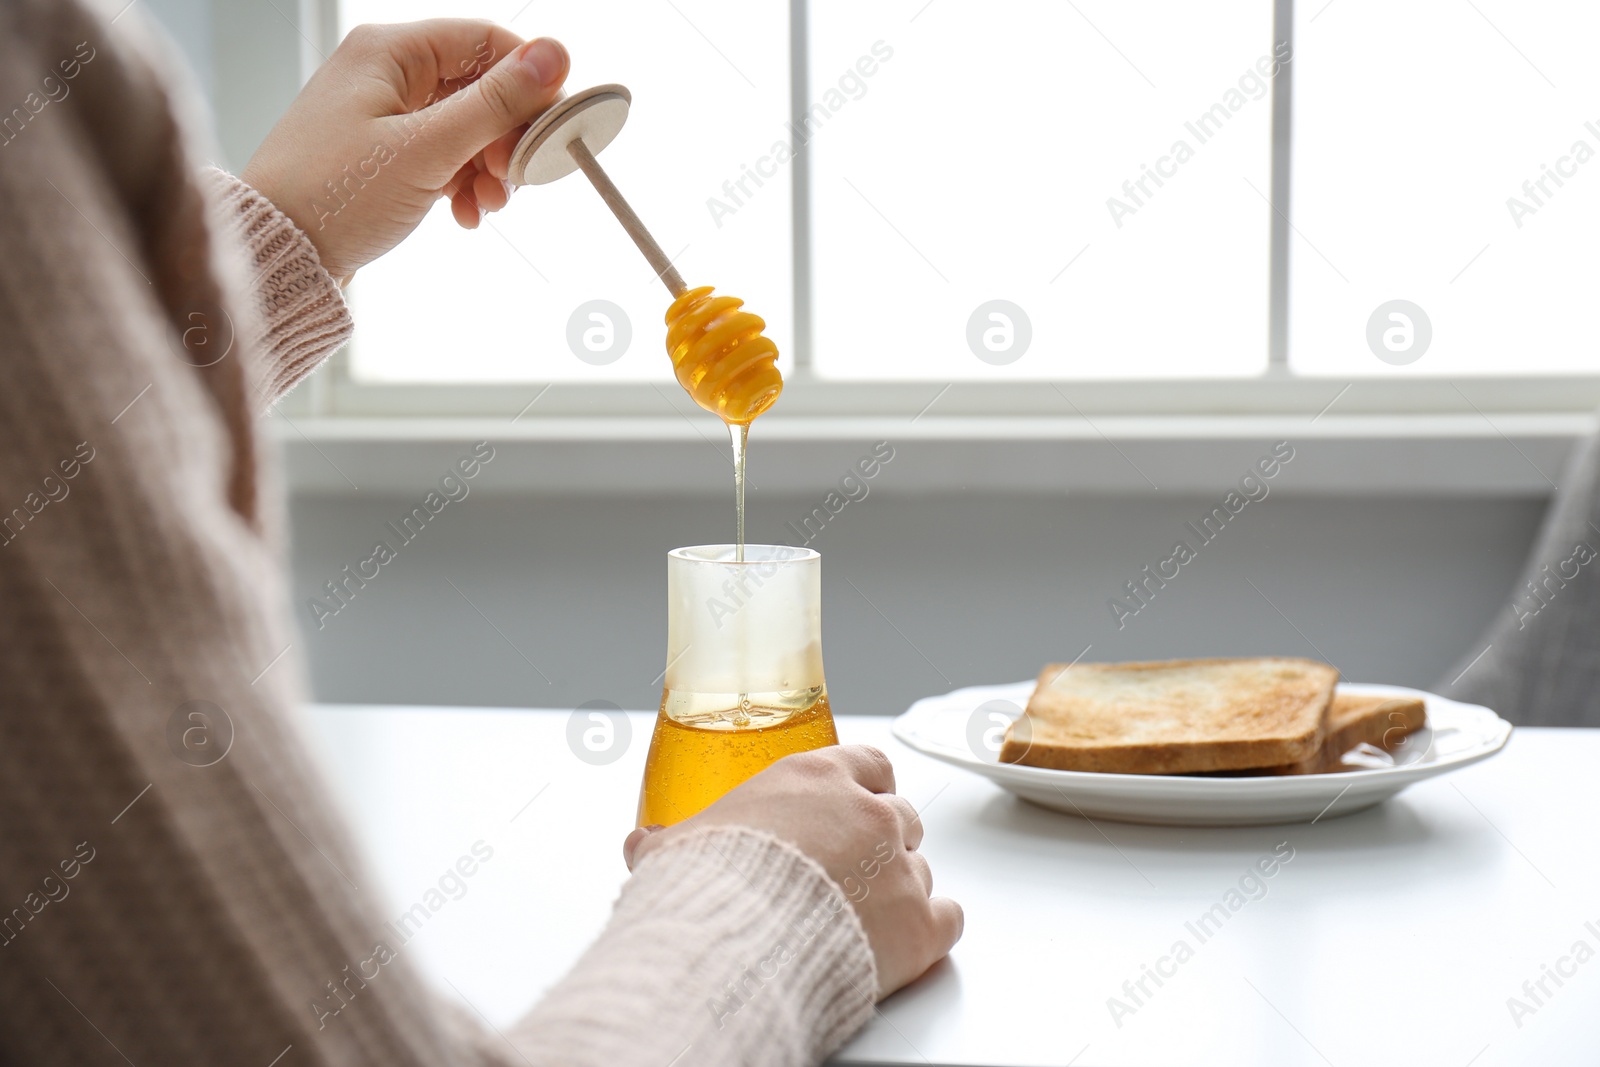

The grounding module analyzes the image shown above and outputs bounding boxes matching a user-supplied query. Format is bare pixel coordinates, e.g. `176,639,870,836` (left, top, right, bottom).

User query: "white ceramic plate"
891,681,1513,826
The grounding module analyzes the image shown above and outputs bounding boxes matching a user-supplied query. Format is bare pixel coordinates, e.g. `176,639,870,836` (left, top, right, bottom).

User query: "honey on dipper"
665,283,782,562
505,82,833,827
665,286,783,427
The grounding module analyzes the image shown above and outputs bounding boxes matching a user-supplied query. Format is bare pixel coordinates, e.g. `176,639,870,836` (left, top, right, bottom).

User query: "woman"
0,3,962,1063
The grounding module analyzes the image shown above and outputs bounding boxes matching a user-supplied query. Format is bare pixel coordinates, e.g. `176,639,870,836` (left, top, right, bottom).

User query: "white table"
303,706,1600,1066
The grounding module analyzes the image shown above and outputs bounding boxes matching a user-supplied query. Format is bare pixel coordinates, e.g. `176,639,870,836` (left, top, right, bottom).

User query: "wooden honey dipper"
506,85,783,426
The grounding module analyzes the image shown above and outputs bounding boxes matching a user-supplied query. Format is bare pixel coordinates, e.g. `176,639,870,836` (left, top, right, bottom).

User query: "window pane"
809,0,1275,380
1290,0,1600,376
339,0,791,383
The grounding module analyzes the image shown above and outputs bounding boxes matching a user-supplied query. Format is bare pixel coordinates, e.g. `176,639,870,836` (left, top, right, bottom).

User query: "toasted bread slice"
1220,693,1426,776
1000,657,1337,775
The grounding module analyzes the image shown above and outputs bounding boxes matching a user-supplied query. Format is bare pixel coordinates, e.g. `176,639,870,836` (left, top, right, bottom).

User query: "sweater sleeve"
0,4,876,1067
202,167,353,406
499,827,877,1066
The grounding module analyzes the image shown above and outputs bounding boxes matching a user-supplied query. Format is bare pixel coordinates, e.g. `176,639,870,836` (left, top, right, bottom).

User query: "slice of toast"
1214,693,1427,776
999,657,1337,775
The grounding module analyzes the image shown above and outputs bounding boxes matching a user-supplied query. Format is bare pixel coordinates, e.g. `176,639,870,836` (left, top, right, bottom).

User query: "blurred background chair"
1442,431,1600,726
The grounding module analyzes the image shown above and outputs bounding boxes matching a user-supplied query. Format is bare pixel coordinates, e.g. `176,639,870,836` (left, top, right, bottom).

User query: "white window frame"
232,0,1597,447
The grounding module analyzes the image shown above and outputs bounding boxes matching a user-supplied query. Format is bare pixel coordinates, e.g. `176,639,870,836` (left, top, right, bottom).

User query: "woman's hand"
624,745,964,999
241,20,569,284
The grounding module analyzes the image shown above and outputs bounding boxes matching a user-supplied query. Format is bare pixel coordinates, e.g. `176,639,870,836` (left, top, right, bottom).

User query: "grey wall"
288,489,1546,715
142,0,305,169
142,0,212,100
137,0,1552,716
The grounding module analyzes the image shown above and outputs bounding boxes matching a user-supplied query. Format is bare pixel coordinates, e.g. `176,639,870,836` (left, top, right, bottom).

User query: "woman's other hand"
241,20,568,283
623,745,964,999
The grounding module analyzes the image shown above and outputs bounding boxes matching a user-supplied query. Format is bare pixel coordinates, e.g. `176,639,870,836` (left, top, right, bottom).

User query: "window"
341,0,791,384
809,1,1274,380
1290,0,1600,376
324,0,1597,411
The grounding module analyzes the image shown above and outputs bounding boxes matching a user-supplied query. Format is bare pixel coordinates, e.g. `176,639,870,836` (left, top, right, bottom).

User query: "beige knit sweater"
0,2,876,1063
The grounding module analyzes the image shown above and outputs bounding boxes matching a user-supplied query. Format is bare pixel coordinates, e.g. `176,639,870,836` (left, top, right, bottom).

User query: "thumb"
414,37,569,168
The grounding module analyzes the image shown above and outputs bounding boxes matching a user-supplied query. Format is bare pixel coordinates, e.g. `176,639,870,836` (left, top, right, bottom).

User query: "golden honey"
665,286,783,425
640,295,822,827
637,687,837,827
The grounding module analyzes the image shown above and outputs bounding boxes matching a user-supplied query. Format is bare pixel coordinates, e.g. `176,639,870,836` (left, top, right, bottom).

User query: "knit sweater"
0,2,876,1064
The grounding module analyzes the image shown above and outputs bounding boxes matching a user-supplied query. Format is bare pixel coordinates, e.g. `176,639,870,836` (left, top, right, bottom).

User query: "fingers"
884,794,924,851
410,36,569,169
450,197,479,229
347,19,526,109
482,125,529,181
443,160,476,200
622,826,649,870
833,744,896,795
447,166,481,229
443,161,517,228
473,170,511,212
906,849,933,895
622,824,666,871
414,19,528,99
928,895,964,956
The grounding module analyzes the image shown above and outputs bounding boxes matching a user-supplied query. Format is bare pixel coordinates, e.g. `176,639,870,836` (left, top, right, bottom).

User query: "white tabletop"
302,706,1600,1067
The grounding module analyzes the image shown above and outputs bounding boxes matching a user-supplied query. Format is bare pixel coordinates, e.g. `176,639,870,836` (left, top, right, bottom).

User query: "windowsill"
276,411,1591,497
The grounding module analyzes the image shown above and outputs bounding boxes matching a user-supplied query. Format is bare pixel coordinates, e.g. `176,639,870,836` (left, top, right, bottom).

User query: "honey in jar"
637,544,837,826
